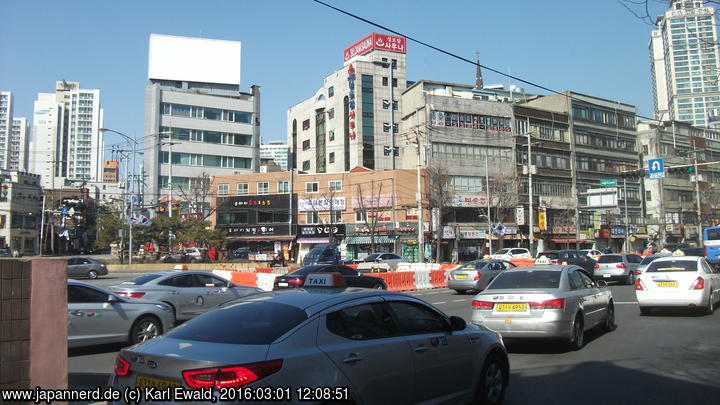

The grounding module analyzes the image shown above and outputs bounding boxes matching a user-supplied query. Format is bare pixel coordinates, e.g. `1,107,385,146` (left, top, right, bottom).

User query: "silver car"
68,256,108,279
448,260,517,294
109,271,263,323
637,254,671,274
593,253,643,284
68,281,173,348
110,289,509,405
471,265,615,350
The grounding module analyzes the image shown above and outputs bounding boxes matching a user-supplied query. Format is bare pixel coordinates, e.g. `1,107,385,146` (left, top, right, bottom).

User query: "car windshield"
121,274,163,285
167,301,308,344
646,260,697,272
640,255,665,265
287,265,325,276
486,270,561,290
495,249,511,255
364,254,381,260
598,255,623,263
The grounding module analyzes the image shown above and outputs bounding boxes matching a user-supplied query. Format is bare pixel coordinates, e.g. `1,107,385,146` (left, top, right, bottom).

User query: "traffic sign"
648,158,665,179
600,179,617,187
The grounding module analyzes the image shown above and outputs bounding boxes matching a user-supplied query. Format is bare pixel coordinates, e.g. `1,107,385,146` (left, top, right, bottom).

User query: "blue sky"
1,0,665,155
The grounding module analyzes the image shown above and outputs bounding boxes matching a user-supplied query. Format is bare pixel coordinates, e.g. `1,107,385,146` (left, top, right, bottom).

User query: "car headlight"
155,304,172,313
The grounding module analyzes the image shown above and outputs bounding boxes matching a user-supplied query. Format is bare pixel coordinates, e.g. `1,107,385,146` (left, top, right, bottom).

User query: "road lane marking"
453,299,466,302
432,301,447,304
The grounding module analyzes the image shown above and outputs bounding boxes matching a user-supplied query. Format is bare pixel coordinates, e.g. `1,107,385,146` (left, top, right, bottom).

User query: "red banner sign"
343,33,407,62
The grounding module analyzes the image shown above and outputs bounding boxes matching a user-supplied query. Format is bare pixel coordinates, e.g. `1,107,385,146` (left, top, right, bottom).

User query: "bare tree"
426,163,453,262
355,179,391,254
304,177,344,244
476,174,520,249
177,172,214,219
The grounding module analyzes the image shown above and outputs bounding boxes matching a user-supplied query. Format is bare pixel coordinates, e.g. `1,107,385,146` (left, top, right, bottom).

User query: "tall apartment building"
29,81,104,189
144,34,259,215
0,92,29,172
650,0,720,126
260,141,289,170
288,33,408,172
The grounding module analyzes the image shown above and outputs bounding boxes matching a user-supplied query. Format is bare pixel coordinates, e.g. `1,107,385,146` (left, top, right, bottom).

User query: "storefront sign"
298,197,346,212
442,226,456,239
218,194,292,210
355,226,394,235
224,224,291,237
551,226,576,234
460,230,486,239
451,195,498,208
299,224,346,237
504,227,518,235
611,226,626,237
515,206,525,226
347,64,356,140
343,33,407,62
430,110,512,132
538,210,547,231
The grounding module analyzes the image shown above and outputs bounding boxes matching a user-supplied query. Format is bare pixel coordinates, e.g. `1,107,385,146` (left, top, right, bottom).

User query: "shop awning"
345,236,396,244
226,235,296,242
297,237,330,244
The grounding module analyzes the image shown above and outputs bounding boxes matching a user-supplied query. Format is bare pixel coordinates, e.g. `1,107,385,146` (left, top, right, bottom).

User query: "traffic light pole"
623,177,629,253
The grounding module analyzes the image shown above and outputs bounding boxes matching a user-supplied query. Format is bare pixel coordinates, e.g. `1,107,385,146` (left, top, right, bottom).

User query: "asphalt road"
69,272,720,404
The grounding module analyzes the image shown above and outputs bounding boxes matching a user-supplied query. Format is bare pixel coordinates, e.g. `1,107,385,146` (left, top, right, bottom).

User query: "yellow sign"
538,210,547,231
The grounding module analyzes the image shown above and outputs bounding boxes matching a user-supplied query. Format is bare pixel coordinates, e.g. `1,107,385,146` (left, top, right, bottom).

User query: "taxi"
110,273,509,405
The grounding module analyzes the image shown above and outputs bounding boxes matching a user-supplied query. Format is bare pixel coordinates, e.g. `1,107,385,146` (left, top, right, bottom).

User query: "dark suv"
536,250,597,273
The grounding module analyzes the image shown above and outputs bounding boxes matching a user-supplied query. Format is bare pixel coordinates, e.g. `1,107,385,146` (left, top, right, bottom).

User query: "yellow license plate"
496,303,528,312
656,281,678,287
455,274,467,279
136,375,181,390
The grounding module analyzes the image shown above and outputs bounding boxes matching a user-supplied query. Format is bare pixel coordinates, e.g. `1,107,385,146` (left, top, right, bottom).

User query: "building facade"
29,81,104,189
0,172,43,255
0,92,29,172
288,33,408,173
650,0,720,126
103,160,119,182
143,34,260,216
260,141,289,170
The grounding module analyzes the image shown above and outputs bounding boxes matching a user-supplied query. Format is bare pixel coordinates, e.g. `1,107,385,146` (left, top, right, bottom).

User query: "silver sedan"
109,271,263,323
447,260,517,294
68,281,174,348
110,289,509,405
471,265,615,350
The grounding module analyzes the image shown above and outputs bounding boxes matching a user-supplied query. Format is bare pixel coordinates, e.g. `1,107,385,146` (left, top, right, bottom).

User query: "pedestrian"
208,246,217,261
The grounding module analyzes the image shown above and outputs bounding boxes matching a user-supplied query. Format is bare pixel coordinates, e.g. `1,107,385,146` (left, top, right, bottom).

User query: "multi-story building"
638,120,720,244
0,172,43,255
260,141,289,170
10,118,29,171
103,160,119,182
288,33,408,173
29,81,104,189
0,92,13,170
650,0,720,126
143,34,260,216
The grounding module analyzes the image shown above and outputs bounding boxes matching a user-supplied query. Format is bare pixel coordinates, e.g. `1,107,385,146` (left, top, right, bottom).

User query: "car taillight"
550,260,562,264
182,360,283,389
114,355,130,376
530,298,565,309
690,277,705,290
472,300,494,309
594,263,599,269
116,292,145,299
447,275,451,281
635,279,645,291
616,263,627,269
473,272,481,281
287,278,303,286
634,270,641,275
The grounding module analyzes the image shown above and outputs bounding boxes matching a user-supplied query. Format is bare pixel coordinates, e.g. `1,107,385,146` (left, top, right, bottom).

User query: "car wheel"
639,306,652,316
87,270,98,279
373,283,385,290
474,352,508,405
625,271,636,285
602,301,616,332
701,294,714,315
568,314,584,351
130,315,162,345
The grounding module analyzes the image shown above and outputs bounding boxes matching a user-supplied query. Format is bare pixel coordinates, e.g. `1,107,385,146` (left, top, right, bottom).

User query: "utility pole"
414,106,425,263
527,130,534,256
485,147,493,256
693,149,702,245
623,177,630,252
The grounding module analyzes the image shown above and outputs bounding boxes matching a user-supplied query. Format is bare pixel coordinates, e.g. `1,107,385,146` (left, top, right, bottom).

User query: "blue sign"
648,158,665,179
611,226,626,237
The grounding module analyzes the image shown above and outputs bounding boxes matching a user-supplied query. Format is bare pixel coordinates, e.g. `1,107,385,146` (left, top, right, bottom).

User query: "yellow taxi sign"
304,272,347,287
535,256,551,265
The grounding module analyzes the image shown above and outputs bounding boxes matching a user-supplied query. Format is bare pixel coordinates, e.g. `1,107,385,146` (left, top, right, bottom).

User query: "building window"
642,145,649,154
329,152,335,163
257,182,269,194
383,123,390,133
302,139,310,150
392,101,398,110
331,210,343,223
382,77,388,86
383,99,390,109
646,191,652,201
237,183,248,195
329,180,342,192
218,184,229,195
329,130,335,141
306,212,320,224
328,108,335,119
391,78,397,87
355,210,367,223
305,182,319,193
302,160,310,171
328,86,334,97
302,119,310,130
278,181,289,193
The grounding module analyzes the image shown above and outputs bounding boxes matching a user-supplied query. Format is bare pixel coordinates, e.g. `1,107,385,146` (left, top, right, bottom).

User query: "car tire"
87,270,98,279
129,315,162,345
372,283,385,290
701,294,714,315
625,271,636,285
568,314,584,351
602,301,616,332
474,352,508,405
639,306,652,316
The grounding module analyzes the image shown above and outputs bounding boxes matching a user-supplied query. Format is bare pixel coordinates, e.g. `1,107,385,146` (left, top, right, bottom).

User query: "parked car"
302,243,340,265
472,265,615,350
581,249,603,260
183,247,206,262
0,248,12,257
635,256,720,315
353,252,405,268
110,287,509,405
109,271,264,323
637,253,671,274
491,248,532,260
593,253,643,284
273,264,387,290
447,259,517,294
680,247,705,257
226,247,251,261
535,250,597,273
68,281,173,348
67,257,108,279
160,251,189,263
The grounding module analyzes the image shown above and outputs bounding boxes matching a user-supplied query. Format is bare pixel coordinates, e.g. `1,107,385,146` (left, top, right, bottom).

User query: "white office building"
29,81,104,189
650,0,720,126
260,141,289,170
10,118,29,172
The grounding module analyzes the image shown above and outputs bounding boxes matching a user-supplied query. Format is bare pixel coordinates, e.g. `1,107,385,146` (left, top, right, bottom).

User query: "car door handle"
414,345,430,353
342,354,363,364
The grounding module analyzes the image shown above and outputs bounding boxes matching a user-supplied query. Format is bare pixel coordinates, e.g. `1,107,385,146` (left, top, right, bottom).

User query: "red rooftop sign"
343,33,407,62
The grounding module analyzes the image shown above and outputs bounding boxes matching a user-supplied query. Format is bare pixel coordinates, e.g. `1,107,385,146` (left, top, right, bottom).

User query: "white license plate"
603,274,611,278
278,282,288,287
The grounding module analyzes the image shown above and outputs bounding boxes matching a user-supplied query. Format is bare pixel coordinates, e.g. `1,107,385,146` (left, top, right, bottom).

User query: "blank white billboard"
148,34,241,85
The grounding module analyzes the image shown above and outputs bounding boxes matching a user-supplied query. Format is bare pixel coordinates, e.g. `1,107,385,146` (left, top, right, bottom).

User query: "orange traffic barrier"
371,273,398,291
397,272,416,291
440,264,456,271
347,264,358,269
510,259,536,267
255,267,273,273
430,270,447,288
231,271,258,287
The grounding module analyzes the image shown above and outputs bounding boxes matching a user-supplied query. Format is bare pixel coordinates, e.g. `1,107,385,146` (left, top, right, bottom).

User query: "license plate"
136,375,180,390
455,274,467,279
603,274,611,278
656,281,678,287
496,303,528,312
278,282,288,287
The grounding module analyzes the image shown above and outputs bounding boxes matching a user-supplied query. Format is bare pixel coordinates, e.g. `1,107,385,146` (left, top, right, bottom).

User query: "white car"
635,256,720,315
491,248,532,260
581,249,603,260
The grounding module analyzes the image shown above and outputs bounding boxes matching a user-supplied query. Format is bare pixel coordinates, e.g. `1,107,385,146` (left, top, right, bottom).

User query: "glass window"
387,301,447,335
646,260,698,272
328,86,334,97
306,212,320,224
194,274,227,288
217,184,229,195
326,303,393,340
204,108,222,120
237,183,248,195
487,270,561,289
159,275,195,287
278,181,289,193
330,210,343,223
568,271,585,290
305,182,319,193
68,285,108,303
123,274,163,286
598,255,622,263
258,211,273,223
329,152,335,163
172,104,191,117
257,182,269,194
204,131,221,143
302,160,310,171
329,180,342,192
203,155,221,167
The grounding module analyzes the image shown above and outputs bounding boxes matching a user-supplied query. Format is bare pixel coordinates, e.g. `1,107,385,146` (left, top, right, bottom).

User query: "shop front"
396,222,420,262
296,224,346,262
344,225,397,260
224,225,296,261
458,229,486,261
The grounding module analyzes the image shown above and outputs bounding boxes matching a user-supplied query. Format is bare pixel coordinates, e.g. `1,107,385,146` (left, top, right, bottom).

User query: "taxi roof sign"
304,272,347,288
672,249,686,257
534,256,551,265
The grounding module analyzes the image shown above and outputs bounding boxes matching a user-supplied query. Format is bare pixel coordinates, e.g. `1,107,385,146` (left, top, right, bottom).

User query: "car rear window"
537,252,559,259
167,301,308,344
486,270,561,290
640,255,664,265
287,266,324,276
598,255,622,263
646,260,697,273
121,274,163,285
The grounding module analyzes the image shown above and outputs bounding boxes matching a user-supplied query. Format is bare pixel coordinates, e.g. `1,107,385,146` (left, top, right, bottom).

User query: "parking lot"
67,270,720,404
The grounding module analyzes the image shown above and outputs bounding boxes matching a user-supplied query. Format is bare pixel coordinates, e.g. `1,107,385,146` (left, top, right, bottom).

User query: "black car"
536,250,597,273
226,247,251,261
273,264,387,290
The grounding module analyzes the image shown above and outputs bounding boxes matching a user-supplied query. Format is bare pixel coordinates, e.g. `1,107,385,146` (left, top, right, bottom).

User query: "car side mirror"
596,280,608,287
226,282,235,288
107,294,120,303
449,316,466,331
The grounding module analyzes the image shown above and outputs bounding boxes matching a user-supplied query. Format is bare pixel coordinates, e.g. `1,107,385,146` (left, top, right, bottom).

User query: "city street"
68,271,720,404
